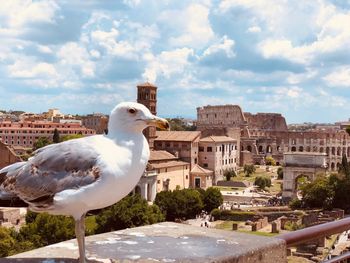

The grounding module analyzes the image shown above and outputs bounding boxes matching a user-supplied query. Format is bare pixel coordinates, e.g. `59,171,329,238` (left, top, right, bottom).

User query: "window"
207,146,212,152
203,163,208,168
199,146,204,152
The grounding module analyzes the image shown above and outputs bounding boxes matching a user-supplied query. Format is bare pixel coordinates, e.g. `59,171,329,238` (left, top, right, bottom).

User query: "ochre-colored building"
82,113,108,134
154,131,201,169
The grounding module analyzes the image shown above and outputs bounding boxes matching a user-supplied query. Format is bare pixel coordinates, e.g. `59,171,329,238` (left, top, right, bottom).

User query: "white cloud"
162,4,214,47
143,48,194,83
247,26,261,33
323,67,350,87
202,35,235,58
57,42,95,78
286,70,317,85
8,59,57,78
0,0,59,28
37,45,53,54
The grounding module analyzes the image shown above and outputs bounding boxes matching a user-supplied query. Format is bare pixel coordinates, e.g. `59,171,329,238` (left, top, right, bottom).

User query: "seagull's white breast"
52,134,149,219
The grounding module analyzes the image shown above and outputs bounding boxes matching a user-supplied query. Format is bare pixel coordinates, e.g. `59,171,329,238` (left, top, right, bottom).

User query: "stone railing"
6,222,287,262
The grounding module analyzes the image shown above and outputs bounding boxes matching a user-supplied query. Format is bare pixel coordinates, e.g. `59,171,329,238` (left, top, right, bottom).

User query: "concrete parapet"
7,222,287,262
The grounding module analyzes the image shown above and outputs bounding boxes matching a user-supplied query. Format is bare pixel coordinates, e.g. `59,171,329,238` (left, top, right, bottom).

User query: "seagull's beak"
146,116,170,130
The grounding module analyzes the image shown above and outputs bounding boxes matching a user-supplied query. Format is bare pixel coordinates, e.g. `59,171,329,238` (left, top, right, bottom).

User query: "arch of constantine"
282,152,327,200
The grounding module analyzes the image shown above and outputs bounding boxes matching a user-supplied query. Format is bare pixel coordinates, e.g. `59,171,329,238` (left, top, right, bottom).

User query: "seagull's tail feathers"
0,161,28,207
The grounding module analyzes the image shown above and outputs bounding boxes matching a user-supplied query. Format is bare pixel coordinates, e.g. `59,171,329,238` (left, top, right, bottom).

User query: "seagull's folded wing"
0,138,101,207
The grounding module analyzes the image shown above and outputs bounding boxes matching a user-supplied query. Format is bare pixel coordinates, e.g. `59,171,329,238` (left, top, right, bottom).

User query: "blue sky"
0,0,350,123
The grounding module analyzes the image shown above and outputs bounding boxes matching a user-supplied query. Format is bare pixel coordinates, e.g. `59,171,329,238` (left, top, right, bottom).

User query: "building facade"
154,131,201,169
197,104,350,171
0,121,95,148
0,141,21,169
198,136,238,183
82,113,108,134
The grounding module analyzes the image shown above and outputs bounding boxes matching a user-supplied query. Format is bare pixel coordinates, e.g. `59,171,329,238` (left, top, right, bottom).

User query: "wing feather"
0,138,101,206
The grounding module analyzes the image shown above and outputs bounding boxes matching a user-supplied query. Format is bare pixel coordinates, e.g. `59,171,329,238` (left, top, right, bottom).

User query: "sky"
0,0,350,123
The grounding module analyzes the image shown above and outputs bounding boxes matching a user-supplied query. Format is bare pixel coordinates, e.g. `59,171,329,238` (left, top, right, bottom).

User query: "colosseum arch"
306,146,311,152
326,147,330,155
266,145,272,153
332,147,336,155
291,146,296,152
299,146,304,152
247,145,252,152
258,145,264,153
337,147,341,156
319,147,324,153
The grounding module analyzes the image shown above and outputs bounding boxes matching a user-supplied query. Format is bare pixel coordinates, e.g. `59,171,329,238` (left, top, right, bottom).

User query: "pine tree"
339,154,350,177
53,128,60,143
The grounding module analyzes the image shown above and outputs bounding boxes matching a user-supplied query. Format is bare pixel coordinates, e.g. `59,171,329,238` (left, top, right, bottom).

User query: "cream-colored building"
190,164,214,189
198,136,238,183
135,150,190,201
148,151,190,192
154,131,201,169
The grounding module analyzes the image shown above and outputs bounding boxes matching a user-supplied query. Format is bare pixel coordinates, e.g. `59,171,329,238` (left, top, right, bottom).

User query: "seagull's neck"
106,130,144,146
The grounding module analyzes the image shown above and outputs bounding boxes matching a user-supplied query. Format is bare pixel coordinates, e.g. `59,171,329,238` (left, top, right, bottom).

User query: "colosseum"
197,104,350,171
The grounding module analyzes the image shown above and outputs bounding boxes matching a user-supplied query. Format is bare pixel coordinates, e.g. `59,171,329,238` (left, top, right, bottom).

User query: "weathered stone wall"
244,112,288,131
0,142,21,169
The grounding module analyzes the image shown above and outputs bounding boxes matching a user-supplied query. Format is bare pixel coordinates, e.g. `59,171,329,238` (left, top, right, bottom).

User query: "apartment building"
198,136,238,183
0,121,95,147
81,113,108,134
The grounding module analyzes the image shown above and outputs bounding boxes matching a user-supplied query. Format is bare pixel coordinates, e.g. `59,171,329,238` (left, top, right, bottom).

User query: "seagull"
0,102,169,263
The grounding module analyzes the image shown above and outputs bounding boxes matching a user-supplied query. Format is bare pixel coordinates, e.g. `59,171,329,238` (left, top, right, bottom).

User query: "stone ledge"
6,222,287,262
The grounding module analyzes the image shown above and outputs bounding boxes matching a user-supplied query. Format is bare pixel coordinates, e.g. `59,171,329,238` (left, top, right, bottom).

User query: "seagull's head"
108,102,169,134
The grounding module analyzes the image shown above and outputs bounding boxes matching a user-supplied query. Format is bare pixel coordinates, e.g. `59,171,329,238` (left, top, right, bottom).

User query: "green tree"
277,167,284,179
300,176,334,209
243,164,256,177
339,154,350,177
18,213,75,248
95,194,164,233
52,128,60,143
33,137,51,150
265,156,276,166
203,187,223,213
254,176,271,190
289,198,302,210
60,134,84,142
155,189,203,221
0,227,16,257
224,168,236,181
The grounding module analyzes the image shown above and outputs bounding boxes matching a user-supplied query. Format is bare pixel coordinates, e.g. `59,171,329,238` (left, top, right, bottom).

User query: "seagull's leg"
75,214,86,263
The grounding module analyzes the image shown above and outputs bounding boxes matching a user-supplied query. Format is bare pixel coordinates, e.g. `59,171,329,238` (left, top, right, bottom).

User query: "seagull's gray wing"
0,138,101,207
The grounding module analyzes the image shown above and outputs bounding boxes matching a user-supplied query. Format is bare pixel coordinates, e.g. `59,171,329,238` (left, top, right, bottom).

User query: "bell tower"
137,82,157,149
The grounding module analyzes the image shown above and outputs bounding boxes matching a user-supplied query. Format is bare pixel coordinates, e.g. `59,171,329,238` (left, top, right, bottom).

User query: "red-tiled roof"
150,160,189,169
200,136,236,143
190,164,213,175
149,150,177,161
155,131,201,142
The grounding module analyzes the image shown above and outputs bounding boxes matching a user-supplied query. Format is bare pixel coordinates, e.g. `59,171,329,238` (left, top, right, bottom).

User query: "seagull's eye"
128,108,137,114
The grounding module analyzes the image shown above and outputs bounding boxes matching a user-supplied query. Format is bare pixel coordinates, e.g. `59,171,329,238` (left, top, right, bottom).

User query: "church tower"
137,82,157,149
